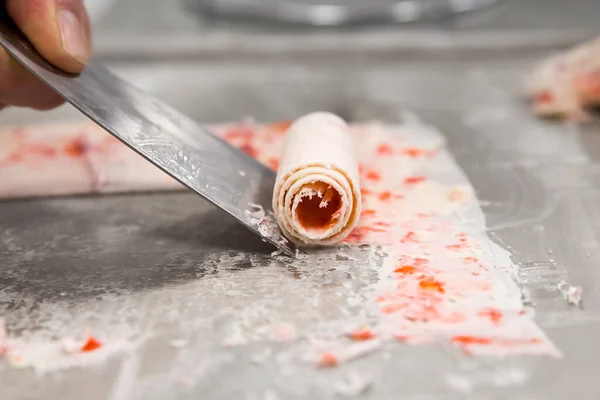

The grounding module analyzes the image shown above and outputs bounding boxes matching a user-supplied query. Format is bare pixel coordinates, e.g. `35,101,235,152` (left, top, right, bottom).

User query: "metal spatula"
0,19,296,257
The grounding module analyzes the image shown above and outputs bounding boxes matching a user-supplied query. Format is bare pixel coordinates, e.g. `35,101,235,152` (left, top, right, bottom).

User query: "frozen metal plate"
183,0,502,26
2,6,600,398
0,18,296,257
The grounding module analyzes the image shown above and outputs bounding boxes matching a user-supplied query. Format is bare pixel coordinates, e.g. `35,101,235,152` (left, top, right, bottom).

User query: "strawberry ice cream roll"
272,112,362,246
527,36,600,121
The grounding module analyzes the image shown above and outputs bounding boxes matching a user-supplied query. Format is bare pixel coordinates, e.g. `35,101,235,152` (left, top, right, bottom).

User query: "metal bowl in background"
84,0,120,24
181,0,503,27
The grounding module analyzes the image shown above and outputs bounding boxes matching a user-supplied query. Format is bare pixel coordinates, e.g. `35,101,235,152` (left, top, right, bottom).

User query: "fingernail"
57,9,89,64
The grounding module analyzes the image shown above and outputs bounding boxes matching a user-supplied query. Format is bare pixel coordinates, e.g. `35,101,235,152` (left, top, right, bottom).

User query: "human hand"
0,0,91,110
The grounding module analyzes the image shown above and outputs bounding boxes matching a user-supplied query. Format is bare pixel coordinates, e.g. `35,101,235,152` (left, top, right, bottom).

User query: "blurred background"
6,0,597,126
87,0,599,37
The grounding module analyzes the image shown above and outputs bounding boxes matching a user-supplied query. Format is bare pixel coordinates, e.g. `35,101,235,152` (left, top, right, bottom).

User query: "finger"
0,48,65,110
7,0,91,73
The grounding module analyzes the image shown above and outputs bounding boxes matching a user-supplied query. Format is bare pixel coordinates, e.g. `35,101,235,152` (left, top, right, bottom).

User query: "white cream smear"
217,113,560,360
0,112,560,375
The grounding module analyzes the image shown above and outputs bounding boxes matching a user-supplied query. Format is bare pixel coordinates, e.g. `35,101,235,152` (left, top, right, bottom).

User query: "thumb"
6,0,92,73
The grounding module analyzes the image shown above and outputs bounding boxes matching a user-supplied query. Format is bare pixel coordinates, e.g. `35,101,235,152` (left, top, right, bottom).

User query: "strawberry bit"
266,121,292,134
373,221,391,227
395,335,410,343
418,278,446,294
463,256,478,263
375,295,389,303
1,143,60,166
267,157,279,171
447,243,468,251
478,308,503,325
452,336,492,346
347,329,376,341
363,226,387,233
401,148,423,158
404,176,427,185
81,336,103,353
376,144,394,156
240,143,259,158
365,170,381,182
401,148,437,158
394,265,417,274
478,283,493,292
221,125,262,159
345,229,366,242
360,188,374,196
345,227,379,243
317,340,382,368
360,209,376,217
415,258,429,266
319,352,338,368
452,335,544,351
379,191,392,201
64,137,89,157
381,303,405,314
0,152,23,166
400,231,418,243
536,90,554,104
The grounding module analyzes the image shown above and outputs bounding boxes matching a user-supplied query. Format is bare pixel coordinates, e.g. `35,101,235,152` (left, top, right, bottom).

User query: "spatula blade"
0,21,296,257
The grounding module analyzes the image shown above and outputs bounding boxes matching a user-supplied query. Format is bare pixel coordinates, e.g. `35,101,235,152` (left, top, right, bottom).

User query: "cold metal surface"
2,0,600,397
0,21,296,257
2,42,600,398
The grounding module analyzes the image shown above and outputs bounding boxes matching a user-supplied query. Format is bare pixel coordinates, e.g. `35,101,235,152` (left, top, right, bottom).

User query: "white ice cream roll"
273,112,362,246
